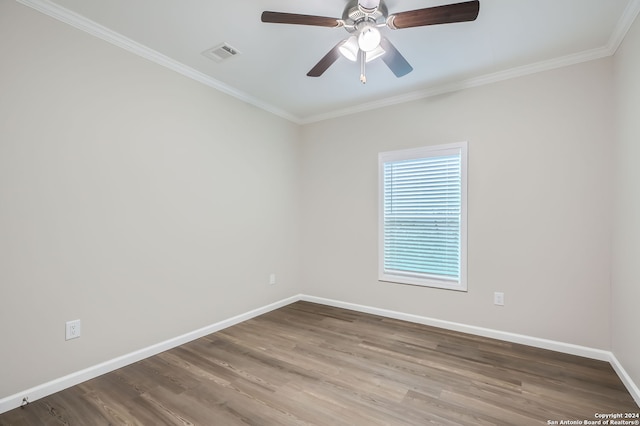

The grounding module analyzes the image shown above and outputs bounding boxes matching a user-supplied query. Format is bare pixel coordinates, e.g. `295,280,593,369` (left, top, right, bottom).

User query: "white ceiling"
19,0,640,123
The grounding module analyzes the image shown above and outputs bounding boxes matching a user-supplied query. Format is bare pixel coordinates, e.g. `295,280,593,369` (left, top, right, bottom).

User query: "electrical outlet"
494,292,505,306
65,319,81,340
269,273,276,285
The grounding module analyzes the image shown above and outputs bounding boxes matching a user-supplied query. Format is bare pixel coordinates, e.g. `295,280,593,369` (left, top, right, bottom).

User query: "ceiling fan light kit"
358,25,382,52
339,37,386,63
261,0,480,84
339,36,359,62
366,45,386,63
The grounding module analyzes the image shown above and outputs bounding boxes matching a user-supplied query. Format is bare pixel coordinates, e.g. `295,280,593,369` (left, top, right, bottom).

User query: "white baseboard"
609,353,640,407
0,295,299,415
299,295,640,406
299,295,612,360
2,293,638,415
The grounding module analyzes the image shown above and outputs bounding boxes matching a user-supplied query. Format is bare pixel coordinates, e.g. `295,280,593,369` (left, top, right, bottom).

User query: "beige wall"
0,1,301,398
300,58,615,349
613,12,640,389
2,0,638,406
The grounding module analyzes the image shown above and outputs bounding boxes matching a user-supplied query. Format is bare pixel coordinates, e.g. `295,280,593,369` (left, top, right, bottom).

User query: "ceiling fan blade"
307,42,343,77
261,11,342,27
388,0,479,30
379,38,413,77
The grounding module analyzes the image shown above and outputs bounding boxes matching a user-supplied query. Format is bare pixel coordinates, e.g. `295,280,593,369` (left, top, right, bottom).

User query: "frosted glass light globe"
358,26,381,52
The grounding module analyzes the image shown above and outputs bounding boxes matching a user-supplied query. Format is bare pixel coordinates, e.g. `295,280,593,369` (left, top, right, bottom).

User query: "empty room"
1,0,639,424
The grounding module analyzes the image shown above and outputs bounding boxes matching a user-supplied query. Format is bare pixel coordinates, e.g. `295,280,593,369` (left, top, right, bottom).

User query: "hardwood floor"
1,301,637,425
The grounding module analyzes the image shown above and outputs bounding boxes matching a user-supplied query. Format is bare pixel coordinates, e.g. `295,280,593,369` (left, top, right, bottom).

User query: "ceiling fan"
261,0,480,83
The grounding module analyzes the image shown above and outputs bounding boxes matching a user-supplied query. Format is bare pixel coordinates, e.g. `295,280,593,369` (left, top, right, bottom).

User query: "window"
378,142,467,291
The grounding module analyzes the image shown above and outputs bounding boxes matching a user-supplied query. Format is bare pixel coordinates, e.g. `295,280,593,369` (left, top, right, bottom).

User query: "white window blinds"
379,143,467,291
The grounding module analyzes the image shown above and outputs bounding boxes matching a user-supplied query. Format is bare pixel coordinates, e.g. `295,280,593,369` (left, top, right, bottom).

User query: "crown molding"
16,0,640,126
15,0,303,124
300,44,615,124
608,0,640,53
300,0,640,124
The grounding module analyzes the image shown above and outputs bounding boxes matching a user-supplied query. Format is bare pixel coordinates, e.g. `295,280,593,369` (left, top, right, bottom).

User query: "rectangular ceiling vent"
202,43,241,63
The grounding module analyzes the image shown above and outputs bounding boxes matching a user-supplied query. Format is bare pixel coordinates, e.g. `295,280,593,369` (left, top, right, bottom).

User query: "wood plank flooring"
1,301,637,425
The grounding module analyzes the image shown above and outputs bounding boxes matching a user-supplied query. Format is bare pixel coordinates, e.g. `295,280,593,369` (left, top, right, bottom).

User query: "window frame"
378,142,468,291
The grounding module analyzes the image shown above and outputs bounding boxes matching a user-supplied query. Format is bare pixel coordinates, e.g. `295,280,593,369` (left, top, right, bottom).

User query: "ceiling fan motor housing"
342,0,388,33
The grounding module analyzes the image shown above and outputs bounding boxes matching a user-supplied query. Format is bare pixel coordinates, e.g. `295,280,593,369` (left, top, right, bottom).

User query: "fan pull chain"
360,50,367,84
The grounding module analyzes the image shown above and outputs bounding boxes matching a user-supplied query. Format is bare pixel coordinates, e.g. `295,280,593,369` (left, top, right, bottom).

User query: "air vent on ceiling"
202,43,241,63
